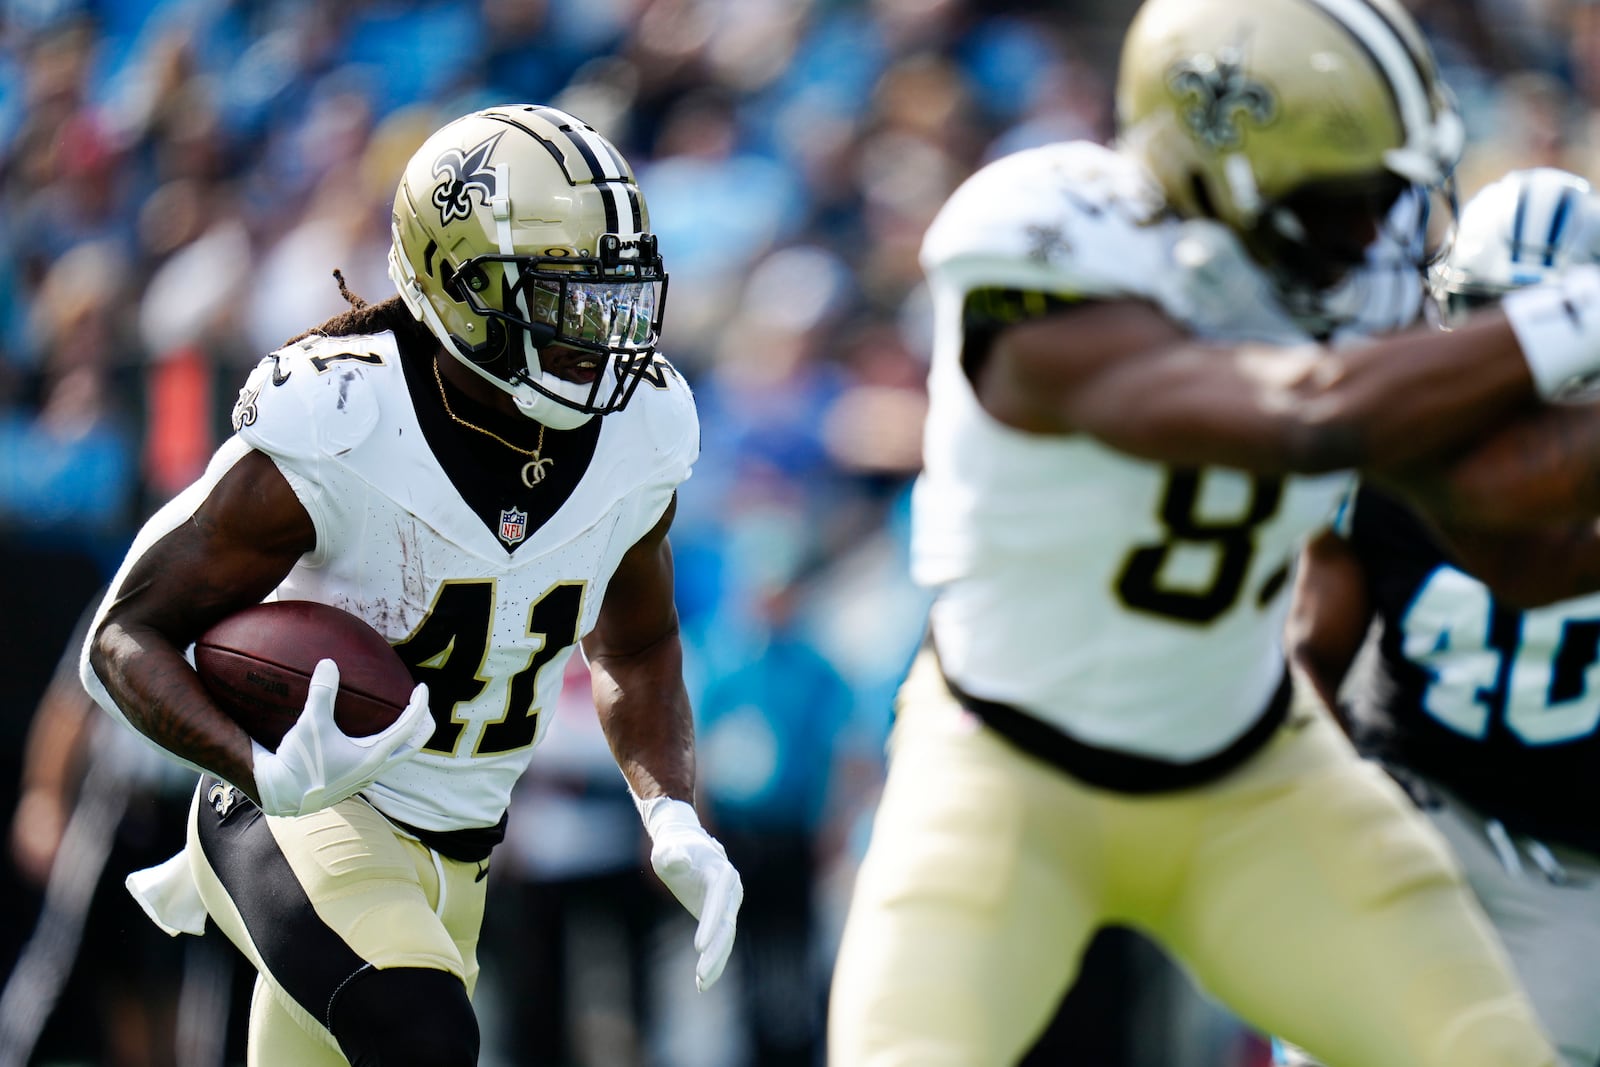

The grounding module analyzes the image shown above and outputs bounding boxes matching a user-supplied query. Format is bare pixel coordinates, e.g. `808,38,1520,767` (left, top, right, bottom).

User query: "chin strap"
511,381,596,430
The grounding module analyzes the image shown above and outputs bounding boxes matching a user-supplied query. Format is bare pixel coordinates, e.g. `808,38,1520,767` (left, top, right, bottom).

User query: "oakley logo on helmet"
1169,50,1276,150
432,132,505,226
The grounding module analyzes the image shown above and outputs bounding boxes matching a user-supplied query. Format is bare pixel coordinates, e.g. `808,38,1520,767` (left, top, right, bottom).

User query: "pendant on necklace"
521,454,555,488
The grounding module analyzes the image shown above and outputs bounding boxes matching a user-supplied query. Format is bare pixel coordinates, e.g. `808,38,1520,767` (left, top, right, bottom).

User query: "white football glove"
638,795,743,991
251,659,434,818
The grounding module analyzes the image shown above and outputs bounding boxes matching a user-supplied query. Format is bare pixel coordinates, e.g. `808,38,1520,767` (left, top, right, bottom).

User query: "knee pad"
330,966,479,1067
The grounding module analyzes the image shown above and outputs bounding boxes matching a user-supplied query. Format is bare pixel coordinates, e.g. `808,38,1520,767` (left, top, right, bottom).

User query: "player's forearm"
1355,265,1600,476
19,683,93,799
1284,601,1368,731
1283,312,1538,473
1283,532,1370,731
1379,401,1600,531
1410,518,1600,608
1287,646,1355,724
87,621,259,794
589,630,697,803
1006,303,1539,475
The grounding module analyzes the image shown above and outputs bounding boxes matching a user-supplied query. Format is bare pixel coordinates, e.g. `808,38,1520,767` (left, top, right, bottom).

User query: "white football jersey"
915,141,1386,761
89,330,697,831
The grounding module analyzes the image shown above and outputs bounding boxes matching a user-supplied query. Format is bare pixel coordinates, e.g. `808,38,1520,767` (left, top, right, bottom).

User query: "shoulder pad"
231,333,397,461
920,142,1171,302
623,355,700,478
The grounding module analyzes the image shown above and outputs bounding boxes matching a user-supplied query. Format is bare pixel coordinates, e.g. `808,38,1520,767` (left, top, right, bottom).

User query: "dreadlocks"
283,270,433,350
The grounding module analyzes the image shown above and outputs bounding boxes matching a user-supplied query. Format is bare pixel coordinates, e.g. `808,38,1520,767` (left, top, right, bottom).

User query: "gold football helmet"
1117,0,1463,293
389,105,666,428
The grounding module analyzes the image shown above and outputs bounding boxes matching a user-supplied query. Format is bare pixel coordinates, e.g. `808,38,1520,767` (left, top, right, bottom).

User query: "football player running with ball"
826,0,1600,1064
1278,169,1600,1067
80,106,741,1067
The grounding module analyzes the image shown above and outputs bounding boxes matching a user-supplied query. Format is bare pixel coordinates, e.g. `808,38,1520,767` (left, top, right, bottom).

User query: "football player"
1281,168,1600,1067
78,105,743,1067
825,0,1600,1064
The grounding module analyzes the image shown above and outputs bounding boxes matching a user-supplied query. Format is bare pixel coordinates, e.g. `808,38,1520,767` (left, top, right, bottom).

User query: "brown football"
193,600,416,751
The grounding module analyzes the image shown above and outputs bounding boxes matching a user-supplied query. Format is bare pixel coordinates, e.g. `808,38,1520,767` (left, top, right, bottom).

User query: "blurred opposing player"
825,0,1600,1062
1283,167,1600,1067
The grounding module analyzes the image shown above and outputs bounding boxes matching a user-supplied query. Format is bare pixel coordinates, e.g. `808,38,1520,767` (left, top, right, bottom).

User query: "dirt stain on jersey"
395,515,431,619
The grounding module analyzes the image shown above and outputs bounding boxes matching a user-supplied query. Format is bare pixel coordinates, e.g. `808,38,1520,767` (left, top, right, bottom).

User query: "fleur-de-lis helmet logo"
1168,48,1276,150
432,132,505,226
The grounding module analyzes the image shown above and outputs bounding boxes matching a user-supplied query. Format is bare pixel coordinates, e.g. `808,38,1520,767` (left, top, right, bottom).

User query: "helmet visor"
454,253,667,359
449,251,670,415
1262,172,1410,290
528,278,660,351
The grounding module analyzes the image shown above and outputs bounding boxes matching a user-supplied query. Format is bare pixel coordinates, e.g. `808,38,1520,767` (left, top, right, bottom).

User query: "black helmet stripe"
624,184,644,234
483,113,572,175
532,106,629,176
1350,0,1434,110
1303,0,1434,150
526,107,640,235
481,110,638,235
593,177,623,234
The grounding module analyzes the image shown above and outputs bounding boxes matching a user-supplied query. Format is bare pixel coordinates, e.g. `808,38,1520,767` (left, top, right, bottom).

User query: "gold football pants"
827,653,1557,1067
186,785,487,1067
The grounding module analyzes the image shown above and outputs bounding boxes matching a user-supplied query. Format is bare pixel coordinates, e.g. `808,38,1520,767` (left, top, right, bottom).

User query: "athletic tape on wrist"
633,794,701,837
1504,263,1600,399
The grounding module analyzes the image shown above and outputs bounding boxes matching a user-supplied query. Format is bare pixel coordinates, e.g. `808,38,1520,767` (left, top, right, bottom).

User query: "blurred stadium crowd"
2,0,1598,1065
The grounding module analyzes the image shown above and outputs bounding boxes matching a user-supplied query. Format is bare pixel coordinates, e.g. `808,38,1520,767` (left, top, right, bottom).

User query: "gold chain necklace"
432,358,555,488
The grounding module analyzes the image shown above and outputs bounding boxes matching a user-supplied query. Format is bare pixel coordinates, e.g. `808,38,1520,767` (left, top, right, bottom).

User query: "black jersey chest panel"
401,350,600,550
1349,486,1600,850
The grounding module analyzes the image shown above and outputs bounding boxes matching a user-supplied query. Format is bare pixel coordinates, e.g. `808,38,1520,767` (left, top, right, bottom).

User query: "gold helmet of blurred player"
389,105,667,429
1117,0,1463,293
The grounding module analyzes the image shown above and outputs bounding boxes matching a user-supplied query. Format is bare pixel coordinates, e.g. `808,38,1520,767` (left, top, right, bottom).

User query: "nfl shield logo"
499,506,528,546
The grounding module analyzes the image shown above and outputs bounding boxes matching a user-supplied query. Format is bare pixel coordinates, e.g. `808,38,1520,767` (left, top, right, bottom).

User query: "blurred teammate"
79,105,742,1067
1282,167,1600,1067
826,0,1600,1063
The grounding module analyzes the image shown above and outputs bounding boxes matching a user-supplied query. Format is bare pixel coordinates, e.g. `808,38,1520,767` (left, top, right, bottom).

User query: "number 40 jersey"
913,141,1383,765
1341,486,1600,853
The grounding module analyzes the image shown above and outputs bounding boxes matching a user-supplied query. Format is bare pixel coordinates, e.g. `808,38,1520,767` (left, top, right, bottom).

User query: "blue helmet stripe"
1544,187,1578,267
1510,181,1530,264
